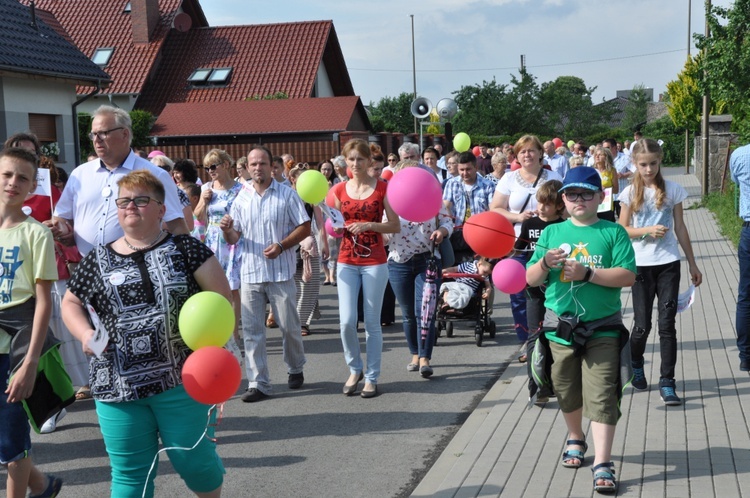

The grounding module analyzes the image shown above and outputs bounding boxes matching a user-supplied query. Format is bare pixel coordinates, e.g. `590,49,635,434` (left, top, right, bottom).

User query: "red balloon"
463,211,515,258
510,160,521,171
553,137,563,148
346,167,353,179
492,258,527,294
381,169,394,181
325,187,338,208
472,146,481,157
182,346,241,405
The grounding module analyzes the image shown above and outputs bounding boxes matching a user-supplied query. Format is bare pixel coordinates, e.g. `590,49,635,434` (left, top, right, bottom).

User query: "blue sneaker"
659,379,681,406
631,364,647,391
30,475,62,498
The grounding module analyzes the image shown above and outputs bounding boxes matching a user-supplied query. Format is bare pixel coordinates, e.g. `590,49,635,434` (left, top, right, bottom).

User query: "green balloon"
179,291,235,351
296,170,329,204
454,132,471,153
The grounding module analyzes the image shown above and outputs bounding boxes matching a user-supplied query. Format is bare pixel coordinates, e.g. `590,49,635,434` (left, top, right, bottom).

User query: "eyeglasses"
115,196,163,209
350,235,372,258
206,163,221,171
563,191,597,202
387,158,398,163
88,127,124,141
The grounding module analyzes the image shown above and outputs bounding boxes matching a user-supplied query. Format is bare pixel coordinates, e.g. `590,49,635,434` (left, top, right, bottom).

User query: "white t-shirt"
495,168,563,236
619,180,688,266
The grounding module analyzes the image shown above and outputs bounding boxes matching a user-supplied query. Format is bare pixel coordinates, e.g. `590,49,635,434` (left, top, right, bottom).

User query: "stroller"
436,271,496,347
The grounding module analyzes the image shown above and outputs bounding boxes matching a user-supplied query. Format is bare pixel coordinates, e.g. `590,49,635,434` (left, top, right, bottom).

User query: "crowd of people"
2,104,735,496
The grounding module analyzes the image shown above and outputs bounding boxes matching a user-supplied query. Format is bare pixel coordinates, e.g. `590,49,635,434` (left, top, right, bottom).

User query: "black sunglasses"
207,163,221,171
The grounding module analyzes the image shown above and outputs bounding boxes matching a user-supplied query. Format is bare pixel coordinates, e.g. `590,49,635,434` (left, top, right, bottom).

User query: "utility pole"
685,0,692,174
411,14,417,134
701,0,710,195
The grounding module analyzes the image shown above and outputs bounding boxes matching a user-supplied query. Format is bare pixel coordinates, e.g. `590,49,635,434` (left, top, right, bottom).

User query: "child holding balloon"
526,166,636,494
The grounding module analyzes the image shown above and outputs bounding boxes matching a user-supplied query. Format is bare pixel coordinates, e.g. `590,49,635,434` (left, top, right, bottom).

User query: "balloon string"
141,403,222,498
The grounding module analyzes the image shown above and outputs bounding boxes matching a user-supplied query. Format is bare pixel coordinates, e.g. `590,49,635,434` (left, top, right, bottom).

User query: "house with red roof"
1,0,110,170
24,0,372,163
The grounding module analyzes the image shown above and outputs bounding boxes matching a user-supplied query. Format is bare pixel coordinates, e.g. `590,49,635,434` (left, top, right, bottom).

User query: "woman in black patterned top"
62,170,231,498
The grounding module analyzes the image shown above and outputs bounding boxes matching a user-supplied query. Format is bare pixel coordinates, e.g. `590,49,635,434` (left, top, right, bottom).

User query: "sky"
201,0,733,107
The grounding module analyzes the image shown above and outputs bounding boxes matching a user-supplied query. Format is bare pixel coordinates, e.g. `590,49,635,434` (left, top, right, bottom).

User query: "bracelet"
540,257,551,271
276,242,284,252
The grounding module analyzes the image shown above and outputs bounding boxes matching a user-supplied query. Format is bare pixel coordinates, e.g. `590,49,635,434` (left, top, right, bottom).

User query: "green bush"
78,112,93,163
703,181,741,247
642,116,690,166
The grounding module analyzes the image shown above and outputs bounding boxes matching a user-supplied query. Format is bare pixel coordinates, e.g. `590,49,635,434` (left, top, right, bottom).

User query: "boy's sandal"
561,439,588,468
75,386,92,400
301,326,311,336
592,462,617,494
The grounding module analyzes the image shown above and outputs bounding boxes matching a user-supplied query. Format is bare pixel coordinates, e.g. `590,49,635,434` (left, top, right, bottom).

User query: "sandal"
561,439,588,468
592,462,617,494
75,386,92,400
301,326,311,336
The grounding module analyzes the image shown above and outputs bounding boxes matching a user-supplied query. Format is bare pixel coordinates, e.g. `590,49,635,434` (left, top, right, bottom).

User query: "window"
92,48,114,66
123,2,131,12
188,67,233,86
188,68,212,83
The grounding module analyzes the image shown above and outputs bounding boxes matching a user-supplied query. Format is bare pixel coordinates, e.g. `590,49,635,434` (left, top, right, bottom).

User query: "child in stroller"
437,256,496,346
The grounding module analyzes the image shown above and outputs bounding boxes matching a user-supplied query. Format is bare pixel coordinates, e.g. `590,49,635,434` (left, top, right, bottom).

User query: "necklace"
124,230,166,252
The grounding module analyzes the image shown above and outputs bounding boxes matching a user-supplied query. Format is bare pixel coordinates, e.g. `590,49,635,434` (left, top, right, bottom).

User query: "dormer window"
123,2,131,12
92,48,114,66
188,68,233,86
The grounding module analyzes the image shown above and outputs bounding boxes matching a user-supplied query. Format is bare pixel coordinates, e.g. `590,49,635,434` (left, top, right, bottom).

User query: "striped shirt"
230,180,310,284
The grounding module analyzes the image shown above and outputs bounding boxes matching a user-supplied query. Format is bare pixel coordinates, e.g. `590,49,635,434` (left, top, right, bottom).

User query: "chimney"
131,0,160,45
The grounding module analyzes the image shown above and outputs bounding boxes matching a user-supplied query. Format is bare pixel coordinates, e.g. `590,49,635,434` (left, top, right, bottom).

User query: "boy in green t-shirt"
0,147,62,497
527,167,636,495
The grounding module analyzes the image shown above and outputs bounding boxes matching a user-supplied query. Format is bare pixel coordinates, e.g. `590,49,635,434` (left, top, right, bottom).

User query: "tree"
245,91,289,101
451,78,512,136
666,57,703,132
620,84,649,133
507,68,543,135
368,92,415,134
695,0,750,140
129,110,156,149
538,76,602,138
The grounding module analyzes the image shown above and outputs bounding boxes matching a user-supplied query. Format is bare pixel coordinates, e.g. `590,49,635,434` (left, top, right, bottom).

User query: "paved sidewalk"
413,170,750,497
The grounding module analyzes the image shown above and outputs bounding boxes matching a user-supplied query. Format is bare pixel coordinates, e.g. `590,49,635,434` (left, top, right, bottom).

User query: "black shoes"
740,359,750,372
241,388,269,403
343,372,364,395
288,372,304,389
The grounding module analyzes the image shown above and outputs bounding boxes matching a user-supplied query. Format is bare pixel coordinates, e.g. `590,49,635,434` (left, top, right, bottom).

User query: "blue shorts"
0,353,32,465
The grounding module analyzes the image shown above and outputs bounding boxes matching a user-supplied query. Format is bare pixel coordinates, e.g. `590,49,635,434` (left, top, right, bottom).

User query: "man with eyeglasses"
49,105,187,256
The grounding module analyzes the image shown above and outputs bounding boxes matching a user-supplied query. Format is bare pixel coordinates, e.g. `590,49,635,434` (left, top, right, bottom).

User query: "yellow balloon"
296,170,329,204
179,291,234,350
453,132,471,153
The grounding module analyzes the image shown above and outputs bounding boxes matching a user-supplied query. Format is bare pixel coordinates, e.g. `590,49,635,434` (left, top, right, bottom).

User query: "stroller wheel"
446,321,454,338
488,321,496,338
475,325,483,347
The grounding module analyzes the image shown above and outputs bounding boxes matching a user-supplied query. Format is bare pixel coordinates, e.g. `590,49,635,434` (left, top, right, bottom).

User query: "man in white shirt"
221,146,311,402
50,105,187,255
603,138,635,217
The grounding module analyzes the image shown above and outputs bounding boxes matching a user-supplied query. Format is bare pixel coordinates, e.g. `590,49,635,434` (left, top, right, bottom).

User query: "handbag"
55,241,82,279
8,316,75,434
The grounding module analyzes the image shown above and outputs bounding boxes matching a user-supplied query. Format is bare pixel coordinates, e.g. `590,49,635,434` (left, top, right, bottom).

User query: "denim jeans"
388,253,441,360
737,226,750,363
337,263,388,383
630,260,681,380
0,353,31,464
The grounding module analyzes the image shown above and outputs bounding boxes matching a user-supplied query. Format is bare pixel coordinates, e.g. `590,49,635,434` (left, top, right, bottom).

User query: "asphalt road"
5,281,524,497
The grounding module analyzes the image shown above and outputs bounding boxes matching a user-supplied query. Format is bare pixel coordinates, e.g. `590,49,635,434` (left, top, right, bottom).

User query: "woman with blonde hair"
194,149,243,359
592,145,618,222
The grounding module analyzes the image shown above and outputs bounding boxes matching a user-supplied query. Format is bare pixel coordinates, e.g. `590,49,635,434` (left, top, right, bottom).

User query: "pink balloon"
386,167,442,222
325,218,343,238
492,259,527,294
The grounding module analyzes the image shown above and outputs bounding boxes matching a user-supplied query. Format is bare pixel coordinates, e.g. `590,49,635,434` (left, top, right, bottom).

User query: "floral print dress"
203,181,243,290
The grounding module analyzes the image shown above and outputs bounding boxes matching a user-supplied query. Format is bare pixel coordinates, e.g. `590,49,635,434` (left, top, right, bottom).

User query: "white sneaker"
40,408,67,434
